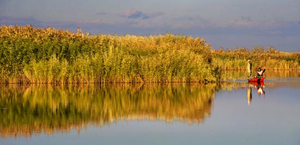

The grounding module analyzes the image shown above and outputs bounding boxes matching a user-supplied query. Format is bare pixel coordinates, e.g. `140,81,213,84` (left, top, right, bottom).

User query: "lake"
1,71,300,145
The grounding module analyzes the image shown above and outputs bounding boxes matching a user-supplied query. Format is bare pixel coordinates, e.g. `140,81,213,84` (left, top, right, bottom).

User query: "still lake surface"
1,71,300,145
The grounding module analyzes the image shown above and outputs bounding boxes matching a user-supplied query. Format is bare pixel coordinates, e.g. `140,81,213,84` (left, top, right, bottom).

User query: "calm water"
1,72,300,145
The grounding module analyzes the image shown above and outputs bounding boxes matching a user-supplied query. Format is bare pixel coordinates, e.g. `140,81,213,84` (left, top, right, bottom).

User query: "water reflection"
256,83,265,96
247,82,266,105
249,82,265,95
0,84,217,139
247,86,252,105
1,80,299,140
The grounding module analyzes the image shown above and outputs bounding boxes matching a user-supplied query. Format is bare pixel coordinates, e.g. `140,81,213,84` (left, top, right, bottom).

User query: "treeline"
0,84,215,138
0,25,299,84
0,25,214,84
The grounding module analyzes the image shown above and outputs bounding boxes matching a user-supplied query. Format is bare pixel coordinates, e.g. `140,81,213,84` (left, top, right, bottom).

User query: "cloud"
129,11,149,19
122,9,163,19
123,9,149,19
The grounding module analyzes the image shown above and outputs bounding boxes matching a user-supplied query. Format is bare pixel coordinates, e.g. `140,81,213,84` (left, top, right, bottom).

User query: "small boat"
248,81,265,87
247,76,264,82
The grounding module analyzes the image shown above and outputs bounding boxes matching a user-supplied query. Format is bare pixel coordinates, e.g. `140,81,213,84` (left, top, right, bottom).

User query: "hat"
247,59,250,62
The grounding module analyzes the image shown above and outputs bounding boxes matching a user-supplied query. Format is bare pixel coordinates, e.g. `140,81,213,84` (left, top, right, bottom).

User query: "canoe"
248,81,265,87
247,77,264,82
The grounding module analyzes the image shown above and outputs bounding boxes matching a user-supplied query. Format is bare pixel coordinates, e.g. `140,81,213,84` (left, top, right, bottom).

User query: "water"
0,73,300,145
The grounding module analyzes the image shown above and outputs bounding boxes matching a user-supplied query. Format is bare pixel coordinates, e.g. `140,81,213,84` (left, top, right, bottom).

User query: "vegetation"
0,25,299,84
0,84,216,138
212,46,300,71
0,25,214,84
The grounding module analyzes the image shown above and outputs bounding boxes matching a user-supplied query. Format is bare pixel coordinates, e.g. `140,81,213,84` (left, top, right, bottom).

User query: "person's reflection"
247,86,252,105
247,82,266,105
256,82,265,97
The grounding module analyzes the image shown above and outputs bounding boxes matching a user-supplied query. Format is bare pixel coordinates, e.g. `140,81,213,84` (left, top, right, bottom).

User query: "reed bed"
0,25,299,84
211,49,300,71
0,25,214,84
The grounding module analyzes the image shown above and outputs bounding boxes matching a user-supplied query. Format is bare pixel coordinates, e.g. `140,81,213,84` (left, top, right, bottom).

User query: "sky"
1,0,300,52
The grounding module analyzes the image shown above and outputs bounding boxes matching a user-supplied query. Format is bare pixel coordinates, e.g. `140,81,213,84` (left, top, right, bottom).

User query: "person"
256,67,265,77
247,59,252,77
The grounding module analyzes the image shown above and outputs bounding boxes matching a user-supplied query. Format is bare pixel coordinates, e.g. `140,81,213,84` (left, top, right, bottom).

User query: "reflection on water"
1,77,300,145
0,84,217,139
247,82,265,105
2,81,297,139
247,86,252,105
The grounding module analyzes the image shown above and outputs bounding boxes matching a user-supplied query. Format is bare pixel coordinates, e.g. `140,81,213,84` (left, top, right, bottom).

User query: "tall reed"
0,25,299,84
0,25,214,84
211,49,300,71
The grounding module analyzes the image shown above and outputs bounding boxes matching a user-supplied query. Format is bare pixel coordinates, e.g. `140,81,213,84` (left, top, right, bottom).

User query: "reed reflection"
0,84,218,138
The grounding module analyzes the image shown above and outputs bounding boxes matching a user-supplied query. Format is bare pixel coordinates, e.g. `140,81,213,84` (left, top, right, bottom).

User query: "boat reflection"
0,84,217,138
249,82,265,96
247,82,266,105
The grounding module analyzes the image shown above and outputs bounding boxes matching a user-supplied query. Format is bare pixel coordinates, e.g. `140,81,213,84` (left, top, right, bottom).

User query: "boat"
248,81,265,87
247,76,265,82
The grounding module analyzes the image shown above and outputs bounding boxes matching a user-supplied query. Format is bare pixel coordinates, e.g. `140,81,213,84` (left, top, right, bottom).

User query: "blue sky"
1,0,300,52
